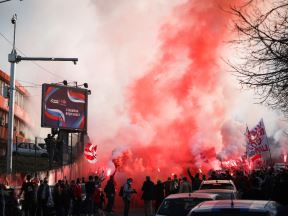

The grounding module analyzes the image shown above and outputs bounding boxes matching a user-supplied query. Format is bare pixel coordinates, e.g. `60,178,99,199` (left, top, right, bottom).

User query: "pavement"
106,208,144,216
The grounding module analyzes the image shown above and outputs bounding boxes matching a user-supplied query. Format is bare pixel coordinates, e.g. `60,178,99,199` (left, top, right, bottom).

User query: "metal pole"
17,56,78,64
7,14,17,174
70,133,72,163
15,136,17,172
5,14,78,173
70,133,72,180
0,0,12,3
34,137,37,172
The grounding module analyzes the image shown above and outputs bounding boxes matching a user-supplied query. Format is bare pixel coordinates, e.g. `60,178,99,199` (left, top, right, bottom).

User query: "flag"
84,143,98,163
245,126,251,157
246,119,270,159
251,154,262,162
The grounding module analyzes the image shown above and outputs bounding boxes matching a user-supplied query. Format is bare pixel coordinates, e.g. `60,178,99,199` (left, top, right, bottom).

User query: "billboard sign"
41,84,88,130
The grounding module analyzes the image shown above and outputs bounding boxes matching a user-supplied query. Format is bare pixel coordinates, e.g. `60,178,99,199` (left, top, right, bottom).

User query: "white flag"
246,119,270,158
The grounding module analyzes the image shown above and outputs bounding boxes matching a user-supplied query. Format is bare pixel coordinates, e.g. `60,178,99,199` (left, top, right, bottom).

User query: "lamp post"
0,0,22,4
7,14,78,173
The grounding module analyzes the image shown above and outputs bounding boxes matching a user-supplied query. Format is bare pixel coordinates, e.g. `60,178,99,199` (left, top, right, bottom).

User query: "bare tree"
230,0,288,114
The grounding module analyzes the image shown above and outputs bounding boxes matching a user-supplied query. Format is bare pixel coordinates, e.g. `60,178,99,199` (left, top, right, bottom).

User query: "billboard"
41,84,88,130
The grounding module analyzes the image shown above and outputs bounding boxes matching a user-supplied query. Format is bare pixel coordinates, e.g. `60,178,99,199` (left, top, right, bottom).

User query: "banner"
246,119,270,158
41,84,88,130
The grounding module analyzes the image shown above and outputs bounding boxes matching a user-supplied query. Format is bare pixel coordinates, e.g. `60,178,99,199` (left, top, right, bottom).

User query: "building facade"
0,68,32,156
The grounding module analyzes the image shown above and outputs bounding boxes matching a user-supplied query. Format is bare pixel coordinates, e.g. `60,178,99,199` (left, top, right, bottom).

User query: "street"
108,208,143,216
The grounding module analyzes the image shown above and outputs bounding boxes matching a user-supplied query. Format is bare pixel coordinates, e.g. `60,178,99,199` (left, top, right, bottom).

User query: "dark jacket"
37,184,50,202
104,179,116,195
141,180,155,200
154,183,164,201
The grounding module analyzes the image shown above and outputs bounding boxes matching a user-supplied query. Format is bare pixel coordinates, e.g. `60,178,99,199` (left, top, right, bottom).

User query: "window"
190,212,270,216
0,80,3,96
200,183,234,190
158,198,213,216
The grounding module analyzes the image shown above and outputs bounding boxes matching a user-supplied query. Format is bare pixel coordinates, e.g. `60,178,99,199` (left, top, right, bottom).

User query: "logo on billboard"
41,84,87,130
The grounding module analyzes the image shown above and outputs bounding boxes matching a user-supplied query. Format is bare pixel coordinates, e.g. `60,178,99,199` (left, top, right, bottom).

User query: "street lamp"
0,0,22,4
7,14,78,174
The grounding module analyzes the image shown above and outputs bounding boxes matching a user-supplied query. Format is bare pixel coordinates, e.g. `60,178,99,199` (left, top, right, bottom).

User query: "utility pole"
7,14,78,174
7,14,17,174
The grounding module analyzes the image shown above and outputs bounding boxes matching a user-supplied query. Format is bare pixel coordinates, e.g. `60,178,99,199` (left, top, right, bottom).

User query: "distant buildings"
0,68,33,156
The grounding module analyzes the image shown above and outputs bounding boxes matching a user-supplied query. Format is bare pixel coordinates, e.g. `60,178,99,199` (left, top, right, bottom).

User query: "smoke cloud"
0,0,287,184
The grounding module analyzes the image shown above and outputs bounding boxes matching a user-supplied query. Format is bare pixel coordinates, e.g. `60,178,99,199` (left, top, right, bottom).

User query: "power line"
18,85,41,88
0,31,65,79
17,79,41,85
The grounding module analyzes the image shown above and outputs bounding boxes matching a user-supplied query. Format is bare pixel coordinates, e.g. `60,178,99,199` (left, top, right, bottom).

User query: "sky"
0,0,288,178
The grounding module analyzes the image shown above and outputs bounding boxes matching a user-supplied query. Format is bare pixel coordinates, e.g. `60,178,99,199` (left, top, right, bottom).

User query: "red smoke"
114,0,243,180
82,0,247,189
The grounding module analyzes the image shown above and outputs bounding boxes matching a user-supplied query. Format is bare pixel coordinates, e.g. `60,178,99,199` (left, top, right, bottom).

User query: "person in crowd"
202,174,206,181
37,178,51,216
225,170,233,180
187,169,202,191
62,181,71,216
71,179,82,216
242,177,265,200
262,170,274,200
179,177,192,193
19,174,36,216
164,177,172,197
94,187,105,214
234,171,249,197
141,176,155,216
85,175,96,215
0,183,5,216
170,175,179,194
5,187,21,216
53,181,63,216
104,174,116,213
193,173,202,190
80,177,86,195
154,180,164,212
208,171,218,180
122,178,136,216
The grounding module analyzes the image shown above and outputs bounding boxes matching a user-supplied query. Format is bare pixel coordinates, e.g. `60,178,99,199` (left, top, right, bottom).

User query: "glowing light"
171,173,175,176
284,154,287,163
199,168,202,174
107,169,111,177
221,160,239,169
157,168,160,172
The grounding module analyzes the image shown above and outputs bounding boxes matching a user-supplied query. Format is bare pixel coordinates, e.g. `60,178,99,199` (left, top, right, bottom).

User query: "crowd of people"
0,173,110,216
0,166,288,216
122,167,288,216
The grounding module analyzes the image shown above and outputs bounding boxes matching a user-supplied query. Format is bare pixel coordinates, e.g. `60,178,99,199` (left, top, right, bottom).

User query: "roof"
191,200,278,213
201,180,233,184
194,189,236,193
165,192,218,200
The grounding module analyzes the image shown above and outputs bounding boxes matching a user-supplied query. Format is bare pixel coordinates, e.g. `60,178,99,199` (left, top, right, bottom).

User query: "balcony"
0,95,31,126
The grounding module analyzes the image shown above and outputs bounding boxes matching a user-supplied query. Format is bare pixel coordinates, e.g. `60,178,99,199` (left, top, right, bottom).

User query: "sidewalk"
106,208,144,216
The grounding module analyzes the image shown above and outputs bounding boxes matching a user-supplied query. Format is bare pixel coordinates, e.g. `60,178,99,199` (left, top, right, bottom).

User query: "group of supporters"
0,166,288,216
120,172,203,216
122,167,288,216
0,172,116,216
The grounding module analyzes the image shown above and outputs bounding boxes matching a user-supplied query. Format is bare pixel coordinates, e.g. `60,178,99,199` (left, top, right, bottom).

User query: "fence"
0,132,83,174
